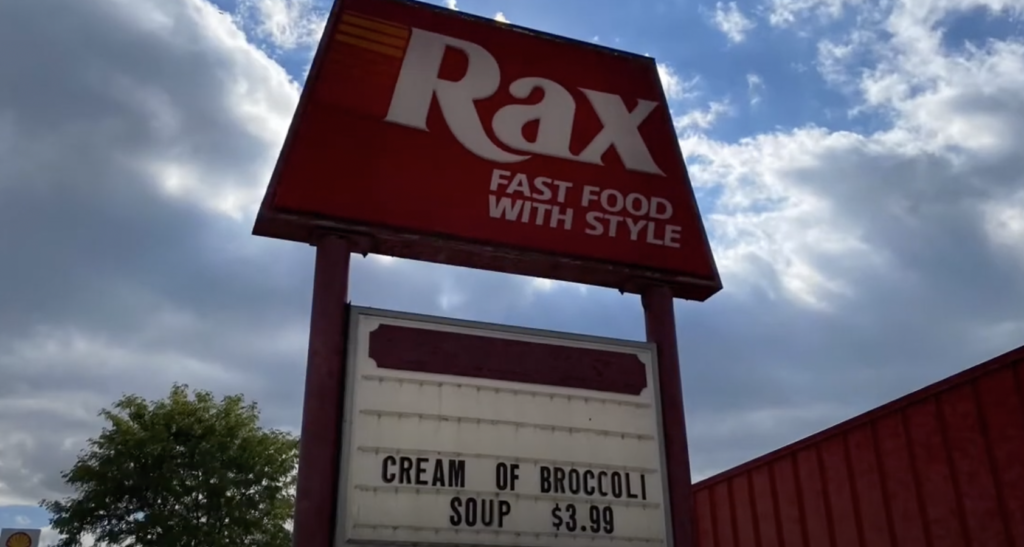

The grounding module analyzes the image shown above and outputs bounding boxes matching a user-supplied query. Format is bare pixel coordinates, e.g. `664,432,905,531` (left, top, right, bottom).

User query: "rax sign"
387,28,665,175
253,0,721,301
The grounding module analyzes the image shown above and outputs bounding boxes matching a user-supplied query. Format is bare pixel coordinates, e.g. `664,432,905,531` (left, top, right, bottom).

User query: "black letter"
449,497,462,526
381,456,396,484
611,472,623,498
496,462,508,491
625,473,638,499
598,471,609,497
583,470,596,496
465,497,478,527
498,500,511,528
510,463,520,492
554,467,566,494
481,499,495,526
399,457,413,484
641,474,648,501
602,506,614,534
568,469,581,494
432,459,446,487
450,459,466,489
415,458,429,485
540,466,552,493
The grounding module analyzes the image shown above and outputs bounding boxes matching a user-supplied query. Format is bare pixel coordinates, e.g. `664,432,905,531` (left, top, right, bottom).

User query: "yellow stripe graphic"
336,34,405,58
338,23,408,48
341,13,410,39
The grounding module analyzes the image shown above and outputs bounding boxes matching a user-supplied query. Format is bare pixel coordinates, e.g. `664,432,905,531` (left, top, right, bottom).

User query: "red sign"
254,0,721,300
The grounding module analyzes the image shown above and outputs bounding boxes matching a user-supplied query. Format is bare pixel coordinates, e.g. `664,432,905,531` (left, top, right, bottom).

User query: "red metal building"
693,344,1024,547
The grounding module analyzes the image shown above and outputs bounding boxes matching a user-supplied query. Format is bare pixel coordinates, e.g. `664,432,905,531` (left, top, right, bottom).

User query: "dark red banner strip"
368,323,648,396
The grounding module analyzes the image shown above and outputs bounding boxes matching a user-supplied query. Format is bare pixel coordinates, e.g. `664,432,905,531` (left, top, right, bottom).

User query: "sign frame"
0,529,41,547
333,305,677,547
252,0,722,302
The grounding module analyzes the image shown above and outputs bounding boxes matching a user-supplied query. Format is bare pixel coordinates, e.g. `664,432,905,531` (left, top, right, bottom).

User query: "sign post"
292,236,352,547
642,286,694,546
252,0,722,546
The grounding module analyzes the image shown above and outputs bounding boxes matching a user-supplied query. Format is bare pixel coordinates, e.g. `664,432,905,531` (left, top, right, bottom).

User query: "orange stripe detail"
341,13,410,39
344,11,407,29
338,23,407,48
336,34,405,58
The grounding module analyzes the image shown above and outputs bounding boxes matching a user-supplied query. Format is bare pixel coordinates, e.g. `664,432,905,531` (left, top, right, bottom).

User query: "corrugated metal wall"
693,346,1024,547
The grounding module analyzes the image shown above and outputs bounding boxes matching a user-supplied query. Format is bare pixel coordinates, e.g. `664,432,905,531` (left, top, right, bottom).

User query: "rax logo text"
385,28,667,176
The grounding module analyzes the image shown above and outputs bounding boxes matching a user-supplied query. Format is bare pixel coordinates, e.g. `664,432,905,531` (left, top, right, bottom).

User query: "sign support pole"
642,285,695,547
293,235,352,547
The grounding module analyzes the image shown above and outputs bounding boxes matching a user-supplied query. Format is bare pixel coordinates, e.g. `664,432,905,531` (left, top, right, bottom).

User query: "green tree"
42,383,298,547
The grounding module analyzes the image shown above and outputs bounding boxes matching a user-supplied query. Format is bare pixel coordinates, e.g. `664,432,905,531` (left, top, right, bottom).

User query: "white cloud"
494,11,509,22
681,128,876,307
712,2,756,43
675,101,732,131
446,0,458,9
746,73,764,105
657,62,699,100
983,189,1024,262
236,0,326,51
37,526,96,547
816,29,875,88
0,0,311,509
768,0,854,26
682,0,1024,310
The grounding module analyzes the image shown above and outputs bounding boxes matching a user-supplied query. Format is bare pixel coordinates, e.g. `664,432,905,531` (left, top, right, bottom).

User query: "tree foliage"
42,383,298,547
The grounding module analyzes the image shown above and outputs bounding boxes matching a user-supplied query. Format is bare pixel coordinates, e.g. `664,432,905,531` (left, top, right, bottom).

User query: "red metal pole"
292,235,351,547
642,285,695,547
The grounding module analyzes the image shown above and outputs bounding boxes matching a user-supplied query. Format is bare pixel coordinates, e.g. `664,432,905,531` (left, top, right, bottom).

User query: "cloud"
0,0,304,506
445,0,458,10
768,0,855,26
40,528,62,546
494,11,509,22
675,101,732,131
236,0,327,51
657,62,699,100
746,73,764,105
712,1,756,43
683,0,1024,316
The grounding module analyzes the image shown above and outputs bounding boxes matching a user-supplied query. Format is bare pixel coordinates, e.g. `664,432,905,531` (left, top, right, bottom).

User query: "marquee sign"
253,0,721,301
336,307,673,547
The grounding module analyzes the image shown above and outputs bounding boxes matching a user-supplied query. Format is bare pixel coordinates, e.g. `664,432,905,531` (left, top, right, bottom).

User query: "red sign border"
252,0,722,302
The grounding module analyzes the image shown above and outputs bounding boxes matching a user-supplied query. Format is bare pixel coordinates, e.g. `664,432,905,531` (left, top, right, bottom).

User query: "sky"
1,0,1023,540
